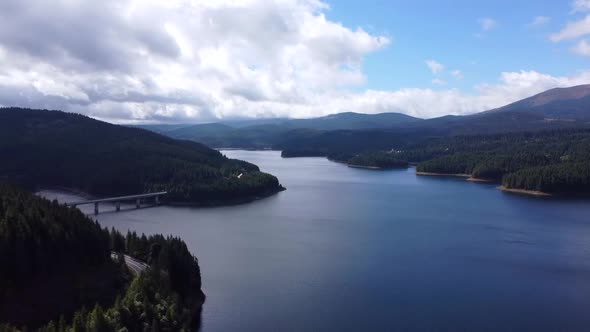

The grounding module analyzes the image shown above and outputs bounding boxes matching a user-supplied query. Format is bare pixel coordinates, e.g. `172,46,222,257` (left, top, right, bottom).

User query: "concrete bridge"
68,191,167,215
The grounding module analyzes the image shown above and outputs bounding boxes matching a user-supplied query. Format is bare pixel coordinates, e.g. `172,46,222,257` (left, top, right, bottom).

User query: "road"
111,252,149,275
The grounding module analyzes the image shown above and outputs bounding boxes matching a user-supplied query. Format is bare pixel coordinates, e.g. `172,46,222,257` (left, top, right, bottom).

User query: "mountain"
158,112,422,148
0,108,284,204
133,123,195,134
165,123,235,140
278,85,590,157
282,112,421,130
488,84,590,121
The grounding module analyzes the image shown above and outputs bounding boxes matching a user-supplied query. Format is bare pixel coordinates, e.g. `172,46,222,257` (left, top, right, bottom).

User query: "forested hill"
0,185,205,330
0,108,284,204
139,111,422,149
407,129,590,195
276,85,590,157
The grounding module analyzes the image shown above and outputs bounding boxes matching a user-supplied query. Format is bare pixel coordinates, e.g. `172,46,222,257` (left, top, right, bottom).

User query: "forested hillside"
0,185,122,327
0,108,284,204
150,112,421,149
0,185,205,331
407,129,590,195
347,151,409,169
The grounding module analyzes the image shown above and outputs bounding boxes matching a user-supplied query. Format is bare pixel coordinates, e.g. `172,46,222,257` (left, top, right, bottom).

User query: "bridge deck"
69,191,167,206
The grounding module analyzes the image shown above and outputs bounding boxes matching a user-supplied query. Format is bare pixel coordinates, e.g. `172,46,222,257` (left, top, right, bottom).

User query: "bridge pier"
94,202,99,215
136,198,140,209
155,195,160,205
116,202,121,212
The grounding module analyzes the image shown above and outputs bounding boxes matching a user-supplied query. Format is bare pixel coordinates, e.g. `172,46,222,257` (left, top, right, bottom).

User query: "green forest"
0,108,284,205
347,152,408,169
406,129,590,194
0,185,205,331
280,127,590,194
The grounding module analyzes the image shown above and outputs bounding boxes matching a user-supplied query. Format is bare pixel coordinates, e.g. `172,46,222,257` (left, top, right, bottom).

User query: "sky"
1,0,590,123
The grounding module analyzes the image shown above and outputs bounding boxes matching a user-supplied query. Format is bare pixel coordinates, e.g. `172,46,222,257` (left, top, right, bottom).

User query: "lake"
40,150,590,331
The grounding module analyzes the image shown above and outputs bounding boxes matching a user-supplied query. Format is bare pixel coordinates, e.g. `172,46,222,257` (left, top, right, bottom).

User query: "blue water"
42,151,590,331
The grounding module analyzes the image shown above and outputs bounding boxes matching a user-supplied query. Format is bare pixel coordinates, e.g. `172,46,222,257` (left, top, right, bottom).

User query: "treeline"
503,162,590,194
0,108,283,205
281,149,328,158
347,152,408,169
410,129,590,194
0,186,204,330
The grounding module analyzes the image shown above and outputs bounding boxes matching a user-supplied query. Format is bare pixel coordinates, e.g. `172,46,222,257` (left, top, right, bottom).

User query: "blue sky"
326,0,586,92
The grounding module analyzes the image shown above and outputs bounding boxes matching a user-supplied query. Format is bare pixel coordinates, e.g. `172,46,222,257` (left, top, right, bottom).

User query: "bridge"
68,191,167,215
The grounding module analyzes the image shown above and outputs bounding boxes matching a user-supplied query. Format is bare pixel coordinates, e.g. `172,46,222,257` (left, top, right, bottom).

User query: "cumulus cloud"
318,70,590,119
0,1,588,123
0,0,389,122
425,60,445,75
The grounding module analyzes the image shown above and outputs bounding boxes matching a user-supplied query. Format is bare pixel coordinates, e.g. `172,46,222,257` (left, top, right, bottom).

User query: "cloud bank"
0,0,588,123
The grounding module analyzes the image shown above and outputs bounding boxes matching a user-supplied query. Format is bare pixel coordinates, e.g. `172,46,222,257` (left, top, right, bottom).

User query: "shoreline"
467,177,496,183
347,164,382,170
498,186,552,197
416,171,471,178
347,164,408,170
168,186,286,207
38,186,286,208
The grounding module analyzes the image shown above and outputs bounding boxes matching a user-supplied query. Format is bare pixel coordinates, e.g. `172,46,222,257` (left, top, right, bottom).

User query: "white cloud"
312,70,590,119
572,0,590,13
528,16,551,27
451,70,464,80
0,0,390,122
478,18,497,31
572,39,590,55
0,1,588,123
425,59,445,75
550,15,590,41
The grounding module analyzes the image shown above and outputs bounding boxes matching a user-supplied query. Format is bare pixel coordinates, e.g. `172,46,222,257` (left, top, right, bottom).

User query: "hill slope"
278,85,590,157
0,108,284,204
489,84,590,121
159,111,422,148
0,185,205,330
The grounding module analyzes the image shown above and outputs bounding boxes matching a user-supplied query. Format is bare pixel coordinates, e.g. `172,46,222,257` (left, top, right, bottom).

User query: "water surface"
41,151,590,331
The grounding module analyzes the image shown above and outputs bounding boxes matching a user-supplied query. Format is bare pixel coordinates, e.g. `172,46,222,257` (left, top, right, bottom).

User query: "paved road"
111,252,149,275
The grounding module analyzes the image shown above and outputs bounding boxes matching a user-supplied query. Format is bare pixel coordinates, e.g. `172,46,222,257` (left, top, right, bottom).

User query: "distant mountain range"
137,111,421,149
137,84,590,153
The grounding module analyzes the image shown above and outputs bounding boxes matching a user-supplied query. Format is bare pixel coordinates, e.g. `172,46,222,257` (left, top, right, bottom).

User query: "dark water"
41,151,590,331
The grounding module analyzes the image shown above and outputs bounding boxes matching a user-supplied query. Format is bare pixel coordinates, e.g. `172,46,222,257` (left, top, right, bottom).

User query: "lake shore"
467,177,496,183
498,186,552,197
38,185,286,208
415,171,471,178
348,164,408,170
347,164,383,170
168,186,286,207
